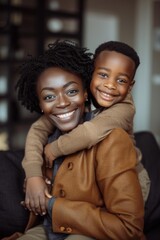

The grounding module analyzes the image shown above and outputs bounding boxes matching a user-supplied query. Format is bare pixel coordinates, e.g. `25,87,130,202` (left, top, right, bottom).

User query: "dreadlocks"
16,40,93,114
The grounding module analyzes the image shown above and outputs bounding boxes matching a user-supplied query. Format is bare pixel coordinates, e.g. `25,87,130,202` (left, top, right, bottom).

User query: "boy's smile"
37,67,87,133
90,50,135,108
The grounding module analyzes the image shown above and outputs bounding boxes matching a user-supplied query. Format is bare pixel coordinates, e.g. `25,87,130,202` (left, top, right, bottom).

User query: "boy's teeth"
57,111,74,119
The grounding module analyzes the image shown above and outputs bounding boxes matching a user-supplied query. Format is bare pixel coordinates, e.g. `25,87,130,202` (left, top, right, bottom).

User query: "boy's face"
37,67,87,133
90,50,135,108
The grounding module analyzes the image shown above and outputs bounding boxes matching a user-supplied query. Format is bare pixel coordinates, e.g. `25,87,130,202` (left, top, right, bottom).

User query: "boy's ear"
128,80,135,92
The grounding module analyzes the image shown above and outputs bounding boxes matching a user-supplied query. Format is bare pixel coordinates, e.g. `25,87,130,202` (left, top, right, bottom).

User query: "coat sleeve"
48,93,135,157
51,129,144,240
22,115,55,178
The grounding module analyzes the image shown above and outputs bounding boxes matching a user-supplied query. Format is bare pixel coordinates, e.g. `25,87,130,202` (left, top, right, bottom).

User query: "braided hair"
16,40,93,114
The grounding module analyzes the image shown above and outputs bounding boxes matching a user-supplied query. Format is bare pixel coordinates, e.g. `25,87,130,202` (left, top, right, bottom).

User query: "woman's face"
37,67,87,133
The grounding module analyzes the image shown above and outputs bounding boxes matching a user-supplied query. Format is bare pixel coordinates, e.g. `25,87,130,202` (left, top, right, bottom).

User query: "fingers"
48,159,53,168
30,199,41,215
23,178,27,192
45,158,53,168
45,177,51,185
24,195,47,216
25,196,32,212
45,189,52,199
45,159,49,168
21,200,27,210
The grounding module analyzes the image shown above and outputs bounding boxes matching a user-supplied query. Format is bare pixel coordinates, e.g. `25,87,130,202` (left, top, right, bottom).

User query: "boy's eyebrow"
40,81,79,93
97,67,130,78
97,67,110,71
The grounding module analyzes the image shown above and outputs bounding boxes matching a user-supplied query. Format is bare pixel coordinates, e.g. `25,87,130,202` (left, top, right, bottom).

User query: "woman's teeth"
57,110,75,119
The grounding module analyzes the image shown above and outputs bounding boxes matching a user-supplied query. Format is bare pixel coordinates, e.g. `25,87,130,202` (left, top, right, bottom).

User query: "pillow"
0,150,29,238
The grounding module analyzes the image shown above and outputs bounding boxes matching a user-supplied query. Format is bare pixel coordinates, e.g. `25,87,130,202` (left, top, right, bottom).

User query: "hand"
25,176,51,215
44,143,56,168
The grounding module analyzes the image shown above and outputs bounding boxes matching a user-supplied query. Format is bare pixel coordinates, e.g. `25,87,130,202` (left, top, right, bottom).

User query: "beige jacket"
4,129,145,240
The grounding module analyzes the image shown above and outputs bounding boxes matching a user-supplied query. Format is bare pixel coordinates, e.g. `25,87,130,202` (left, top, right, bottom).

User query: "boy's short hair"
94,40,140,71
16,40,93,114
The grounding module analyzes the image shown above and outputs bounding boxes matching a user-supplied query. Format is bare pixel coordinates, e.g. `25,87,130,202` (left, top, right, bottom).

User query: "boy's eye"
98,72,108,78
117,78,128,84
67,89,79,96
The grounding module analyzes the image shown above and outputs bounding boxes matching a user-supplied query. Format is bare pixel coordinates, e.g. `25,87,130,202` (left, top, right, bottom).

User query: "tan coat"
45,128,145,240
4,128,145,240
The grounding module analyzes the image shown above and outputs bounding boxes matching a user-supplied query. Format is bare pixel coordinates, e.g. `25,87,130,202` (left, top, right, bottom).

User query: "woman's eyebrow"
40,81,79,93
40,87,54,93
63,81,79,88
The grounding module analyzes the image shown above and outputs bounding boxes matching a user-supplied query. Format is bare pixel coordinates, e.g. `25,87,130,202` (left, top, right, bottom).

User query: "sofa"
0,131,160,239
135,131,160,239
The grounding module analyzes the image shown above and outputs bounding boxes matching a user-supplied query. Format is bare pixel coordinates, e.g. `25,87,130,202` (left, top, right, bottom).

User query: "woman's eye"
44,95,56,101
67,89,79,96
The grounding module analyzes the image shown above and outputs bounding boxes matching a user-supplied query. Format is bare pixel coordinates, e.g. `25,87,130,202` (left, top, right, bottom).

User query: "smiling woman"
37,67,87,133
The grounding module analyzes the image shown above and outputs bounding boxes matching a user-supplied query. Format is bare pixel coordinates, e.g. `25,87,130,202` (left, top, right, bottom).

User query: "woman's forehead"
37,67,83,91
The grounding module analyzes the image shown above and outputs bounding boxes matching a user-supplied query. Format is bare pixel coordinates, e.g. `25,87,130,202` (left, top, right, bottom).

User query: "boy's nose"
103,79,116,90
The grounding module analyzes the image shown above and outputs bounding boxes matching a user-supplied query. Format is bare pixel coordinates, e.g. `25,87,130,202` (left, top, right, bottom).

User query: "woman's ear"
84,91,90,112
84,91,88,101
39,103,43,113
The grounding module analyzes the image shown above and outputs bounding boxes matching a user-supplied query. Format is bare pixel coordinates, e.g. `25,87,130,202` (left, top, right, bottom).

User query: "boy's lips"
98,90,116,101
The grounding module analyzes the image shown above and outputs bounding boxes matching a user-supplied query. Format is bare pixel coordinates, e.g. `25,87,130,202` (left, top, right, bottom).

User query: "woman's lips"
56,110,75,119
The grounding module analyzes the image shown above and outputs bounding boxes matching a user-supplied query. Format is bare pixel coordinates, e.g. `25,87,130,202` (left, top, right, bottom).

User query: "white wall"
83,0,136,52
133,0,152,131
84,12,118,53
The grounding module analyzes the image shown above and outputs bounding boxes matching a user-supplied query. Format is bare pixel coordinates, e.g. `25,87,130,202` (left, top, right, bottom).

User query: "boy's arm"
45,93,135,159
22,115,55,178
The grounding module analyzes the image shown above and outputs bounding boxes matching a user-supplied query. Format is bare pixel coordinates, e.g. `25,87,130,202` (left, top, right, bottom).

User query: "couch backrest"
135,131,160,234
0,150,29,238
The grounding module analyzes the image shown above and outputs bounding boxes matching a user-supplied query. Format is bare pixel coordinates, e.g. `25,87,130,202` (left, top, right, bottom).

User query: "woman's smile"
55,110,75,119
37,67,87,133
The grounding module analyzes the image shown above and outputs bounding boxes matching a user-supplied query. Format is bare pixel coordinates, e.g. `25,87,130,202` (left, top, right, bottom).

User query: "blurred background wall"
0,0,160,150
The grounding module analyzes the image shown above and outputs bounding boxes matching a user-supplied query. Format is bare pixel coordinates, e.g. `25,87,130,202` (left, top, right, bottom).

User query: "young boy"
21,40,150,216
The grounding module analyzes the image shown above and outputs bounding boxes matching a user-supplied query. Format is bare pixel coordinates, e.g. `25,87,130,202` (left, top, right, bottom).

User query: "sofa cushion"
0,150,29,238
135,131,160,237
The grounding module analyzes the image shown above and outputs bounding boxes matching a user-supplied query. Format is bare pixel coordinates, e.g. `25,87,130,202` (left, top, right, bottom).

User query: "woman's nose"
56,94,70,108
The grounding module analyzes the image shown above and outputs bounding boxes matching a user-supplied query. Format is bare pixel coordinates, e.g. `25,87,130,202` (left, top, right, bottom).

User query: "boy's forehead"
95,50,136,78
95,50,135,68
96,50,131,61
